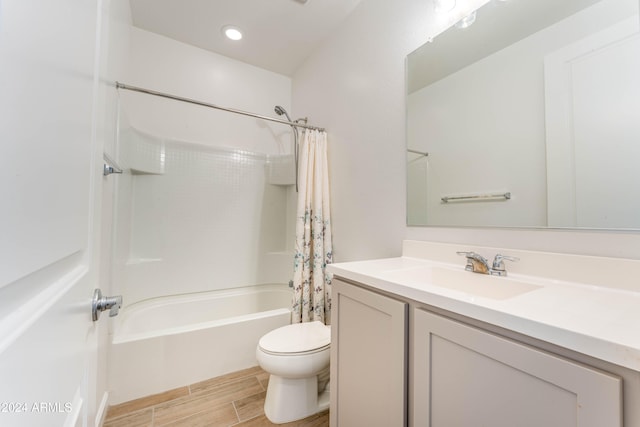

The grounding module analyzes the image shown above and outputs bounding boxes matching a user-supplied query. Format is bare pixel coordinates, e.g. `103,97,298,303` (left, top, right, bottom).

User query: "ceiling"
129,0,364,76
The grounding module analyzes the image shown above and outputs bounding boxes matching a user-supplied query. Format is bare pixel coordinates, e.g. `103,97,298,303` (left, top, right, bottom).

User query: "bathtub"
108,284,292,404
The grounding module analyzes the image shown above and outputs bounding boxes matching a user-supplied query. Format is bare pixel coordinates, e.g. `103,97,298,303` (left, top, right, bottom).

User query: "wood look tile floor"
103,366,329,427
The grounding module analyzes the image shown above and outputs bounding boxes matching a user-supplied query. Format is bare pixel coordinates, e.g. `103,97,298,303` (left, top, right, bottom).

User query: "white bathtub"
108,284,292,404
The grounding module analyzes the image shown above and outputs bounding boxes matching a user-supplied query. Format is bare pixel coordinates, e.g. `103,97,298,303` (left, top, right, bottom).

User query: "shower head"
274,105,292,122
275,105,300,192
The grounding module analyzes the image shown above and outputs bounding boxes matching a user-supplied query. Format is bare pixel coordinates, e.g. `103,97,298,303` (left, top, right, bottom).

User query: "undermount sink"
380,266,543,300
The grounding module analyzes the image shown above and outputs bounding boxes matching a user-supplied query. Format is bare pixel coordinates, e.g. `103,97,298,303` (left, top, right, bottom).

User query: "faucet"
491,253,520,277
457,251,519,276
457,251,491,274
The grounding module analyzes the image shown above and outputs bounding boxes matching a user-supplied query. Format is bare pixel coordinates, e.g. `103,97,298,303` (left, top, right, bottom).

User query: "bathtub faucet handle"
92,289,123,321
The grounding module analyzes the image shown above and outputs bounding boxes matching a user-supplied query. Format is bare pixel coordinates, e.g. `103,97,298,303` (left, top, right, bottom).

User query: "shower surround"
107,26,299,403
112,26,297,305
112,128,295,304
108,126,297,401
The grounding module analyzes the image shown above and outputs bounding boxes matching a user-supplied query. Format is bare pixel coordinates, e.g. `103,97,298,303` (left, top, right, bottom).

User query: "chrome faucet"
457,252,519,276
491,254,520,276
457,251,491,274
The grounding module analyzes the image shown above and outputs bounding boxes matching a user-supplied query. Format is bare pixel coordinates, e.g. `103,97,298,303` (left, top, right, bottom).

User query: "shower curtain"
291,129,333,325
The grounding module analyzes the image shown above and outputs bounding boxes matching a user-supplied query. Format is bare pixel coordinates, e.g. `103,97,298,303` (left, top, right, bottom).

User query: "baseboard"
95,391,109,427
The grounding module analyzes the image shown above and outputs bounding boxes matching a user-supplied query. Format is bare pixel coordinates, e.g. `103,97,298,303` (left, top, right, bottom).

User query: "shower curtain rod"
115,82,325,132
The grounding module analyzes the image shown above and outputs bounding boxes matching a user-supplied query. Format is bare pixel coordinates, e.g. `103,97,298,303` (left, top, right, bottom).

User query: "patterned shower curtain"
291,129,333,325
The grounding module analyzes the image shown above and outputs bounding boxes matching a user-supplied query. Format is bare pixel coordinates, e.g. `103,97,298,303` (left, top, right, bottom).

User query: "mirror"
407,0,640,229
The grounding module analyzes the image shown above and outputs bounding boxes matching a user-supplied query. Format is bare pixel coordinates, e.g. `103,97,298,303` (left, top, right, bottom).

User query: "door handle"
92,289,123,321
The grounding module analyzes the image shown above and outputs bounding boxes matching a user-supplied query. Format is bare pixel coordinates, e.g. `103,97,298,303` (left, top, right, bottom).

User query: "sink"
380,266,543,300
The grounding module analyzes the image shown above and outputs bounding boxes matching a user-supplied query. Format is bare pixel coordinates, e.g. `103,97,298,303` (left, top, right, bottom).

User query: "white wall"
293,0,640,261
292,0,428,262
113,29,297,305
122,28,294,154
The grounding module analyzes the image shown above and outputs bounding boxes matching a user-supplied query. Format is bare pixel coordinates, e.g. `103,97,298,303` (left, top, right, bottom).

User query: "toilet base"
263,374,330,424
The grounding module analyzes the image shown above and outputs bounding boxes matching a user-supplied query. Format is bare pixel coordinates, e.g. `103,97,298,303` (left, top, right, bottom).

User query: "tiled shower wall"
114,129,296,305
112,27,296,305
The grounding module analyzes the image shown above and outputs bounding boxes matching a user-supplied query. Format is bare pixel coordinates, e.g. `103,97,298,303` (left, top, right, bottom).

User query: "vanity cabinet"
330,279,408,427
413,309,622,427
331,278,624,427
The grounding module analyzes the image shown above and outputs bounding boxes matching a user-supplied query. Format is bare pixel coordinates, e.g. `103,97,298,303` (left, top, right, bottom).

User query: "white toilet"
256,321,331,424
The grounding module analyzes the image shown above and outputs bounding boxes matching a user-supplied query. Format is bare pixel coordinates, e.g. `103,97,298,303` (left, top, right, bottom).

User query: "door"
0,1,109,425
545,15,640,228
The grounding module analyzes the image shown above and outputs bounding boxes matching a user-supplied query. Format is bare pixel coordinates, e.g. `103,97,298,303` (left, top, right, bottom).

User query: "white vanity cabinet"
331,277,625,427
330,279,408,427
412,309,622,427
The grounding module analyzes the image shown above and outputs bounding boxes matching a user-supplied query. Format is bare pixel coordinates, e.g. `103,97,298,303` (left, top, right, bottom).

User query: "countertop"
327,255,640,372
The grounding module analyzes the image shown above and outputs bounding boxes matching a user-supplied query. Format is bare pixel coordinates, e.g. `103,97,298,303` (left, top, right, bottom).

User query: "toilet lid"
259,321,330,354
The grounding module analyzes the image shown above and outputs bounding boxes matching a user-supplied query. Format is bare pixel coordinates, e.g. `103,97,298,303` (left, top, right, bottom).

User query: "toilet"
256,321,331,424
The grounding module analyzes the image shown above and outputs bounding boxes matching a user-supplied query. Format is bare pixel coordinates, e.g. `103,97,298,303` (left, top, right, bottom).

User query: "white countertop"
327,255,640,372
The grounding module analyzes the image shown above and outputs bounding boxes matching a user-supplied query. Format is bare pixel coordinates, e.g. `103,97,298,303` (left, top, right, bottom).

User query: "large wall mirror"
406,0,640,230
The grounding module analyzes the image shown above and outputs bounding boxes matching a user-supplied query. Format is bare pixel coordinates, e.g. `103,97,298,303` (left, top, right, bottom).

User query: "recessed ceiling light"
222,25,243,41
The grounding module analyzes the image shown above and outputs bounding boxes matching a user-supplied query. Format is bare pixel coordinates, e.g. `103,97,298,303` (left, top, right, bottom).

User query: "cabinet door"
331,279,408,427
413,309,622,427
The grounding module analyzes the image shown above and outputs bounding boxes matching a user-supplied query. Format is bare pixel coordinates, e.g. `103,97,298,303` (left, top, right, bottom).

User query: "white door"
545,15,640,228
0,1,109,426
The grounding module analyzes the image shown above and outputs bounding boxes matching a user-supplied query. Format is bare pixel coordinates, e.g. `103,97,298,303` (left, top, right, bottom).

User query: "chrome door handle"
103,164,123,176
92,289,123,321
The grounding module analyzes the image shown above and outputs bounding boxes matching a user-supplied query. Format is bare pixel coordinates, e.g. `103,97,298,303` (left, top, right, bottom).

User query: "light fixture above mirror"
455,10,477,28
433,0,511,33
435,0,457,13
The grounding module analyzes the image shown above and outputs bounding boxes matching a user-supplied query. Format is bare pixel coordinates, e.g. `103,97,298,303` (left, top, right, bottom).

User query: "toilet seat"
258,321,330,355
